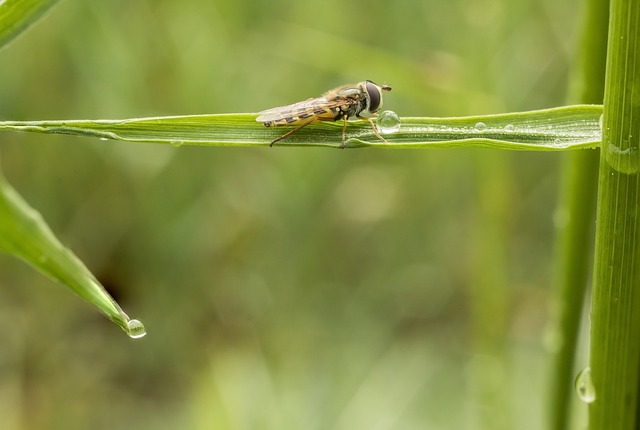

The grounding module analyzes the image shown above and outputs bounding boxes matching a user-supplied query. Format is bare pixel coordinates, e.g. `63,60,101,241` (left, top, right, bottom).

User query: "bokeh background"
0,0,590,429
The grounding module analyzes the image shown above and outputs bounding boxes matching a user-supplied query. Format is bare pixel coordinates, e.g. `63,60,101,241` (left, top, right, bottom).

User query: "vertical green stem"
548,152,599,430
547,0,608,428
589,0,640,427
469,153,511,430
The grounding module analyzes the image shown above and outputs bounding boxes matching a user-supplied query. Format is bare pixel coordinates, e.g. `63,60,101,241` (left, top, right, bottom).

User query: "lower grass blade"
0,167,145,338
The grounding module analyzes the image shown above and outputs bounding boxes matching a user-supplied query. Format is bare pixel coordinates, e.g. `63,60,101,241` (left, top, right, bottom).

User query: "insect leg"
269,118,315,147
341,114,348,148
357,114,389,144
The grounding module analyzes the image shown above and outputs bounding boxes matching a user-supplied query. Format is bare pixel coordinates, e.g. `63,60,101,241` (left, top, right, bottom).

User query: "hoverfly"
256,80,392,147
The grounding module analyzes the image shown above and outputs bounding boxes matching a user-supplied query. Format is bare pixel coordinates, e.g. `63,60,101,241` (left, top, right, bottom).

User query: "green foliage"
0,0,628,429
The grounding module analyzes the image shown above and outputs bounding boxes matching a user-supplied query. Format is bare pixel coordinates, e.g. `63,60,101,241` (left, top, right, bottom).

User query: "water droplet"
100,137,109,141
170,140,184,148
504,124,515,132
606,143,640,174
376,110,401,134
126,319,147,339
575,367,596,403
474,122,487,132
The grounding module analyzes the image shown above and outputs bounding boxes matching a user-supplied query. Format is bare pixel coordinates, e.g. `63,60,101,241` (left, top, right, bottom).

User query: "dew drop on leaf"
126,319,147,339
474,122,487,132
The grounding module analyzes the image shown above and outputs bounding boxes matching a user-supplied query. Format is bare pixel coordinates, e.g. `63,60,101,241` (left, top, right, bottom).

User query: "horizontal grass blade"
0,105,603,150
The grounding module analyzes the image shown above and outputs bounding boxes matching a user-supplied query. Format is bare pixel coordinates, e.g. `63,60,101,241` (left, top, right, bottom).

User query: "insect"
256,80,392,147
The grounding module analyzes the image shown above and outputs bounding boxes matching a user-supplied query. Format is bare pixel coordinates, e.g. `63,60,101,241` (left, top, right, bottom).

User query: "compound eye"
365,81,382,112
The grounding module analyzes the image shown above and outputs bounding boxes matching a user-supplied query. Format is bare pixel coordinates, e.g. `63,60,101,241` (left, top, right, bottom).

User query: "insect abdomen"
261,108,337,127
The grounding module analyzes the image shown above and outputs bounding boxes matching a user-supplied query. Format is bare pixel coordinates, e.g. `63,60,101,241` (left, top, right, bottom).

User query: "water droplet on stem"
376,110,401,134
575,367,596,403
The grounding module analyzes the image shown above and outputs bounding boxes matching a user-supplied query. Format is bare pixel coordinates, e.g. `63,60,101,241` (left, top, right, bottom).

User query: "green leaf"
0,169,146,339
0,105,602,150
0,0,61,51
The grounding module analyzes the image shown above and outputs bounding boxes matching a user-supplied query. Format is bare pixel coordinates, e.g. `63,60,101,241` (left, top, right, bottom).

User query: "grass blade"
0,105,602,150
0,169,145,338
0,0,60,51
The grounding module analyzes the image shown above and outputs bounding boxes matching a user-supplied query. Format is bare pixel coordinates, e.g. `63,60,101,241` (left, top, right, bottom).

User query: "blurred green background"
0,0,589,429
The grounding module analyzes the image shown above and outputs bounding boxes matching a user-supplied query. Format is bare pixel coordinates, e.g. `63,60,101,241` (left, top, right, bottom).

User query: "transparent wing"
256,97,347,123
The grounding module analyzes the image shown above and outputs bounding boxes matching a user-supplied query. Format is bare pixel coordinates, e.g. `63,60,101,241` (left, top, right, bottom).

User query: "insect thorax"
338,96,367,119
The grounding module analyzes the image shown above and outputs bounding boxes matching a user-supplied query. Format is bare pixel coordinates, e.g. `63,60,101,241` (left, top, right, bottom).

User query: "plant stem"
589,0,640,427
547,0,608,428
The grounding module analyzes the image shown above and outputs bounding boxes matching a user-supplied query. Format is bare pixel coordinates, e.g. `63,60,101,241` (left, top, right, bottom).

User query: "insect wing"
257,97,348,124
